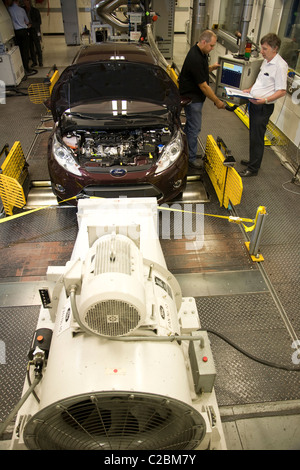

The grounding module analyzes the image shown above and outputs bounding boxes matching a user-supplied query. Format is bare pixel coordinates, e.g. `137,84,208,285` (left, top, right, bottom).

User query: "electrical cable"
26,362,40,404
0,374,42,438
201,328,300,372
282,180,300,195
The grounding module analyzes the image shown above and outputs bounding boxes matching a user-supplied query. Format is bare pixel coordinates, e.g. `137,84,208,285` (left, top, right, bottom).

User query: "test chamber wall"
215,54,263,105
60,0,80,45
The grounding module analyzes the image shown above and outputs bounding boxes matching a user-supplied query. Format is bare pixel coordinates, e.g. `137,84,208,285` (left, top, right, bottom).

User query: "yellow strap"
0,196,260,233
158,206,256,231
0,196,77,224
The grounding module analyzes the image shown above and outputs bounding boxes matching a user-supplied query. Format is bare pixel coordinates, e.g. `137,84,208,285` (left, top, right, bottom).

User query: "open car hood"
50,61,181,122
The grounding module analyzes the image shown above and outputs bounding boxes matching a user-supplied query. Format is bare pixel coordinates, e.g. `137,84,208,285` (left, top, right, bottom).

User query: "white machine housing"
75,232,148,336
0,1,25,86
10,198,226,451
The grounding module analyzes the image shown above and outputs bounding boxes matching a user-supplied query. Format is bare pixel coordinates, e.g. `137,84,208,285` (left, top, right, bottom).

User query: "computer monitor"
215,55,263,104
220,61,244,88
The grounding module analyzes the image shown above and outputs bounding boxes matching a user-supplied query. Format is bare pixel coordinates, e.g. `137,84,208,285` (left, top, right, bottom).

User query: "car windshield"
51,61,180,121
65,101,168,118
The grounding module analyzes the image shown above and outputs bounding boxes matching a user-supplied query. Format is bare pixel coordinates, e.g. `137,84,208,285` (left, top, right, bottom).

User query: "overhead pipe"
94,0,140,33
190,0,207,46
238,0,254,57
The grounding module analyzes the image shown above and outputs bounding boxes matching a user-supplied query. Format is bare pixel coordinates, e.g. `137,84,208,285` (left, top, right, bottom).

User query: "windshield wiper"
65,112,97,120
66,112,136,122
65,111,167,124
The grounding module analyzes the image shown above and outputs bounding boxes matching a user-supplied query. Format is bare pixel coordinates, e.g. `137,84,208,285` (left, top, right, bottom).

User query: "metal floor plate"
0,281,47,308
0,306,40,422
0,206,78,246
195,293,300,406
176,269,268,297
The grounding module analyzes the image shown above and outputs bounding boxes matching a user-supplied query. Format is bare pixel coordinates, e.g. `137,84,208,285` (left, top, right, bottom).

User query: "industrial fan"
9,198,226,450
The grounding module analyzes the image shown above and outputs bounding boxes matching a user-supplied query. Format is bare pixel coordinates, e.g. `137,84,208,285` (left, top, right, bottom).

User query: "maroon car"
48,42,188,204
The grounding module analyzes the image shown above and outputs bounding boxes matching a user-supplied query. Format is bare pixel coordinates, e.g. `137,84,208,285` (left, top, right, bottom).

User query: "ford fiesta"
47,42,189,204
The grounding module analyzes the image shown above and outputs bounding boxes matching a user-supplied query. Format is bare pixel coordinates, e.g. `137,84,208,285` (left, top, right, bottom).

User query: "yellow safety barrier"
166,65,179,87
28,68,60,105
0,142,29,216
28,81,51,104
49,69,60,94
205,135,243,209
265,120,289,146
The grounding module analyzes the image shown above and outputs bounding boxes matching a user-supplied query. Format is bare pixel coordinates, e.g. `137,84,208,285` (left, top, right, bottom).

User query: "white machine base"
8,198,226,451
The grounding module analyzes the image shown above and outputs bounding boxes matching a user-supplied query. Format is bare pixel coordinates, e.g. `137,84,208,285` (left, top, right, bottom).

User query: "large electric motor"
76,233,147,336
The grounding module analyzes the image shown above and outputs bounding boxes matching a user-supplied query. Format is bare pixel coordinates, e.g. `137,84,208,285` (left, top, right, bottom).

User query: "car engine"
62,128,172,168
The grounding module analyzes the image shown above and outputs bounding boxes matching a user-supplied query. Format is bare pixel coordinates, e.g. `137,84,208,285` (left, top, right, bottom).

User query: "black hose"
0,374,42,437
202,328,300,372
27,363,41,404
225,104,239,112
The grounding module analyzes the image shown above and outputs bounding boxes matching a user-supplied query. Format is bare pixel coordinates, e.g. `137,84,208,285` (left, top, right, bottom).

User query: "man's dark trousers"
248,102,274,172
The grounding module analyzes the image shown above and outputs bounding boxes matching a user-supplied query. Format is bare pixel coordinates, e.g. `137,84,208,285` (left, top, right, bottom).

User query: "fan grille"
23,392,206,450
84,299,141,336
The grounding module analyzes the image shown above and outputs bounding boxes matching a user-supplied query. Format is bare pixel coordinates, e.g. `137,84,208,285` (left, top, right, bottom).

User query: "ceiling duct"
94,0,141,33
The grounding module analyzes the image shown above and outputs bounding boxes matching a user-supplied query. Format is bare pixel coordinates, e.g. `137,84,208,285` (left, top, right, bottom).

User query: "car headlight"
52,134,81,176
155,130,183,174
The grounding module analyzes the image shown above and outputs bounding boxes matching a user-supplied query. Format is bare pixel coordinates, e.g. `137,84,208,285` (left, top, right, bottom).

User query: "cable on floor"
200,328,300,372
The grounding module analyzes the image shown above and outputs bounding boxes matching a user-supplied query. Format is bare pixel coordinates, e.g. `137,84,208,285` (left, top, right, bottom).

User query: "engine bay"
61,127,173,169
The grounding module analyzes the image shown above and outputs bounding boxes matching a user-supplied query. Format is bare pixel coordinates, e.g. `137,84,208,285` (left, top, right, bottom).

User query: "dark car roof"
72,42,159,66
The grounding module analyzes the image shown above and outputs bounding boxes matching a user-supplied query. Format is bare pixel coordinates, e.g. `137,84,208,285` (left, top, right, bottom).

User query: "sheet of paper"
224,87,257,99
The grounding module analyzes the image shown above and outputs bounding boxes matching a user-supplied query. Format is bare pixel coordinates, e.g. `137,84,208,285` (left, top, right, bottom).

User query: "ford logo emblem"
110,168,127,177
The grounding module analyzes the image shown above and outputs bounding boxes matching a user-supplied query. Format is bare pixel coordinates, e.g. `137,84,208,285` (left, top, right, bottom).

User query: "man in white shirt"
8,0,35,75
239,33,288,177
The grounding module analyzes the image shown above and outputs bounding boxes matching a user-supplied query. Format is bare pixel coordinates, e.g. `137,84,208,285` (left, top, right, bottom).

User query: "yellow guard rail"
0,141,29,216
28,67,60,105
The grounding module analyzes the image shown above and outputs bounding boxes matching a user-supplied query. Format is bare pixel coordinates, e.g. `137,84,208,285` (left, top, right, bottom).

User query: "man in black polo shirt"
179,30,225,169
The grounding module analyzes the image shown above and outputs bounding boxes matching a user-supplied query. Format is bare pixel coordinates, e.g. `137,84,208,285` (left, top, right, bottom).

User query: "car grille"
82,184,162,199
